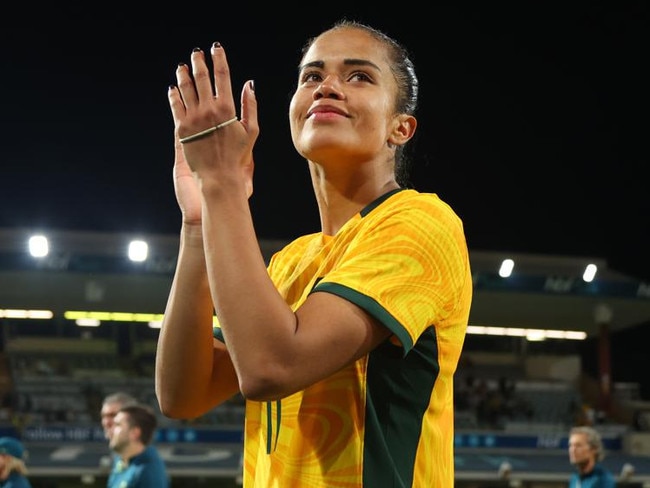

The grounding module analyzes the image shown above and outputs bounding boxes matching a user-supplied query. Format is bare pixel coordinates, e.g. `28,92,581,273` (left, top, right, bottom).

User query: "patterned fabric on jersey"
214,188,472,487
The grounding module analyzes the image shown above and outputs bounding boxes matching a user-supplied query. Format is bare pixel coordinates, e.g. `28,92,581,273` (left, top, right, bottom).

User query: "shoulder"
9,476,33,488
268,232,322,268
368,189,469,258
140,445,166,463
370,189,465,233
595,464,616,482
382,188,458,212
280,232,321,252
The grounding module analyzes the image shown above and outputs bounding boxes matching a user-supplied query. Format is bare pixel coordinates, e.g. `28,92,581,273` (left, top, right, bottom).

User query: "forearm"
200,181,298,399
155,224,233,417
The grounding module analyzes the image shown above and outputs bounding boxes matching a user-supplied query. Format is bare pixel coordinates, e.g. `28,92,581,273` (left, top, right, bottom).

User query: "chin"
298,132,353,154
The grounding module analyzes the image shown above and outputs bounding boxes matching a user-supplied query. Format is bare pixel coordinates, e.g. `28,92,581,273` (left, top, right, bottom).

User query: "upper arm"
278,290,393,391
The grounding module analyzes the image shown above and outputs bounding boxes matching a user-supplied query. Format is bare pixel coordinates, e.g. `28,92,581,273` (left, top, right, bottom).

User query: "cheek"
360,99,393,135
288,95,302,128
288,95,306,146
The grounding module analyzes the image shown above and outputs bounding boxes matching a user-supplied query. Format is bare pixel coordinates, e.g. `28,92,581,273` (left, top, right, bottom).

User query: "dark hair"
120,404,158,445
300,20,420,187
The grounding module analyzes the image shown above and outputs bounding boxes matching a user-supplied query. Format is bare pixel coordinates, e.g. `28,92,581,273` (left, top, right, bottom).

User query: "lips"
307,105,349,118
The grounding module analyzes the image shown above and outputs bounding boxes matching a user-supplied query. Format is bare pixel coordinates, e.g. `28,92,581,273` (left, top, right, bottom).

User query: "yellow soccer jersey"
215,188,472,487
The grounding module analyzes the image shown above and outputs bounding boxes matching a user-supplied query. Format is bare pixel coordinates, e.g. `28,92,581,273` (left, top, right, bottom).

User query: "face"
108,411,133,454
568,433,595,466
289,27,401,166
101,401,122,440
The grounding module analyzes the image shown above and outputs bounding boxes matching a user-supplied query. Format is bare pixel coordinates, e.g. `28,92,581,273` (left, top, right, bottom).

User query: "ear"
388,114,417,147
131,425,142,442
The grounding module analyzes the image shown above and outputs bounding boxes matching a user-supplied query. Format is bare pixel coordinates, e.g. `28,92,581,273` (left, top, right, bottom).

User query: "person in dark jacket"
0,436,32,488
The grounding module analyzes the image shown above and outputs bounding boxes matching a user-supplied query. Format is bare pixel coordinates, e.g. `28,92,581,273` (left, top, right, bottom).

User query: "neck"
578,459,596,475
310,170,400,235
118,443,146,463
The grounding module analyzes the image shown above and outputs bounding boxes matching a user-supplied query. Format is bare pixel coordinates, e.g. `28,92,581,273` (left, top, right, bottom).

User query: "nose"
314,75,344,100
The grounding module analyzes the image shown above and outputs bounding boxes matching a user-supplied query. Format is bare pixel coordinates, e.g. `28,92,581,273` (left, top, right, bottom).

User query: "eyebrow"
298,59,382,73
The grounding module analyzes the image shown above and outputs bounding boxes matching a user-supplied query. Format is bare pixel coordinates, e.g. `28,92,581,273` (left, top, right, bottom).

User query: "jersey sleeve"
313,194,471,353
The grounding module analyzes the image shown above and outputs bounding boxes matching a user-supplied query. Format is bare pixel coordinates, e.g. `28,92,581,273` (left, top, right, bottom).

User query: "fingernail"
192,47,202,53
212,41,222,50
249,80,255,92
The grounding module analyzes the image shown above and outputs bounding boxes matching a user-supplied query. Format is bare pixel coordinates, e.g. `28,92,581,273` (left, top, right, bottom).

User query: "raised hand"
168,43,258,202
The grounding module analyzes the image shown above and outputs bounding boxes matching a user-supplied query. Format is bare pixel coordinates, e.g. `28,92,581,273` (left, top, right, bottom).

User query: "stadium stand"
1,228,649,487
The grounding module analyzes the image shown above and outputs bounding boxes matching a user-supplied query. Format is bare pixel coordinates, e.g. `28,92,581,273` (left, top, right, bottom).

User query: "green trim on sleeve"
314,281,413,353
213,327,224,342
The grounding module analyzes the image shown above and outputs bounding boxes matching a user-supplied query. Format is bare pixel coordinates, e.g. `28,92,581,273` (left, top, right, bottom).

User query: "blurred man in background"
99,392,139,473
568,425,616,488
101,392,138,441
107,403,169,487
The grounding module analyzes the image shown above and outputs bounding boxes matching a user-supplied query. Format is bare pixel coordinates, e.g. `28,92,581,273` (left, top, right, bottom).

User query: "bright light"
526,329,546,341
467,324,587,341
148,320,163,329
583,263,597,282
128,240,148,262
499,259,514,278
0,309,53,319
76,318,101,327
65,310,164,325
28,235,49,257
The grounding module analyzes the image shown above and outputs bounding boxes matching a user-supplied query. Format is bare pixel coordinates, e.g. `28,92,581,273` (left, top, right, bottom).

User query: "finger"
210,42,236,113
175,62,199,108
190,48,215,103
240,80,260,140
167,85,186,129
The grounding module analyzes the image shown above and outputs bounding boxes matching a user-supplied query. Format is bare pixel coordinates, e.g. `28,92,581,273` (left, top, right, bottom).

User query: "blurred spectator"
107,403,169,487
100,392,138,473
0,436,32,487
101,392,138,440
568,425,615,488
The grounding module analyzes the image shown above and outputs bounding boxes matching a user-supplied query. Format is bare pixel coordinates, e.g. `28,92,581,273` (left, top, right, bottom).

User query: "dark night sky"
2,4,649,280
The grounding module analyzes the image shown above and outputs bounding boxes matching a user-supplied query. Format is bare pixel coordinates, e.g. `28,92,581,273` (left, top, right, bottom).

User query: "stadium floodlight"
28,234,49,257
498,259,514,278
128,239,148,262
582,263,597,282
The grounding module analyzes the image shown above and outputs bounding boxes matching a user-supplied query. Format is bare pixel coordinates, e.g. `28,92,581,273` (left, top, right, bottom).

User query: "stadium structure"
1,227,649,487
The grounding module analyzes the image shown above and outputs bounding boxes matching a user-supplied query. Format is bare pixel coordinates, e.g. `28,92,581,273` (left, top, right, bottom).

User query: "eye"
348,71,372,83
300,71,323,84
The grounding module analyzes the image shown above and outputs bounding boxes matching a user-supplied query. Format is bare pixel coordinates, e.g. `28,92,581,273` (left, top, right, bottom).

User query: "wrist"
180,223,204,248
